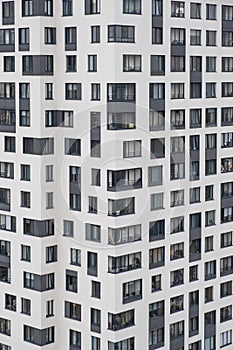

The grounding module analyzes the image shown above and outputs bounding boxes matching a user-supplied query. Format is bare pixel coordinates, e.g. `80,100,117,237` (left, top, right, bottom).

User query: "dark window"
92,281,101,298
108,309,134,331
85,0,100,14
65,301,81,321
21,191,30,208
206,56,216,72
108,25,135,43
66,270,77,293
70,330,81,348
190,29,201,45
62,0,73,16
171,56,185,72
5,136,15,152
21,297,31,315
190,56,202,72
86,224,100,242
91,169,101,186
65,27,77,50
21,164,30,181
91,308,101,333
206,4,216,20
152,27,163,44
152,0,162,15
171,1,184,17
65,83,81,100
123,54,141,72
19,27,29,50
65,138,81,156
21,245,31,261
70,248,81,266
206,30,216,46
46,245,57,263
3,57,15,72
171,27,185,45
87,252,98,276
44,27,56,44
2,1,14,25
151,274,161,292
151,55,165,75
66,55,76,72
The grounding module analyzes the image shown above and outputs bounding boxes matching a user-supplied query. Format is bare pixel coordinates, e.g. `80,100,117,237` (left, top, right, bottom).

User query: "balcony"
108,310,134,331
123,289,142,304
171,250,184,260
108,198,135,217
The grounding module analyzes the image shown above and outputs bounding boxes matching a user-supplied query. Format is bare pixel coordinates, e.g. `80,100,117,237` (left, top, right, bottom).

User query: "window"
62,0,72,16
206,83,216,98
5,294,16,312
206,56,216,72
171,28,185,45
190,56,202,72
0,318,10,336
108,252,141,274
206,4,216,20
44,27,56,44
171,110,185,128
170,269,184,287
152,0,162,15
221,281,232,298
171,56,185,72
150,83,165,99
87,252,98,277
205,210,215,226
151,193,164,210
190,187,200,204
65,301,81,321
170,320,184,338
205,260,216,280
65,138,81,156
190,82,202,98
92,281,101,299
63,220,73,237
220,305,232,323
2,1,14,24
189,265,198,282
108,25,135,43
91,169,100,186
149,219,165,241
21,244,31,262
149,328,164,346
70,248,81,266
151,55,165,75
66,270,77,293
205,185,214,201
5,136,15,152
123,55,141,72
205,236,213,252
170,190,184,207
123,140,141,158
85,0,100,14
91,308,101,333
221,231,233,248
21,192,30,208
204,336,215,350
205,286,213,303
151,274,161,292
92,337,100,350
222,5,233,20
21,297,30,315
19,27,29,50
220,330,232,347
206,31,216,46
171,83,184,99
190,3,201,19
171,163,185,180
171,1,184,17
46,246,57,263
65,83,81,100
148,166,162,186
170,216,184,234
91,26,100,43
46,300,54,317
45,83,53,100
171,136,185,153
190,109,202,128
21,164,30,181
149,247,165,269
123,0,141,14
170,242,184,260
123,279,142,303
91,84,100,100
108,310,134,331
108,224,141,245
70,330,81,349
170,295,183,314
0,28,14,46
190,29,201,45
152,27,163,44
45,165,53,182
66,55,76,72
222,31,233,47
3,57,15,72
20,110,30,126
88,55,97,72
86,224,100,242
65,27,77,50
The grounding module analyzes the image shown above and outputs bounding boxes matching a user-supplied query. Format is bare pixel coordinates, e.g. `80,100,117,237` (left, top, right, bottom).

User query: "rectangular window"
123,140,141,158
91,83,100,100
123,55,141,72
85,0,100,14
44,27,56,44
21,297,30,315
190,29,201,45
65,301,81,321
46,246,57,263
62,0,73,16
108,25,135,43
151,55,165,75
123,0,141,14
88,55,97,72
206,30,216,46
65,83,81,100
206,4,216,20
91,26,100,43
206,56,216,72
190,2,201,19
46,300,54,317
171,28,185,45
171,56,185,72
66,55,76,72
108,224,141,245
70,248,81,266
152,27,163,44
171,83,184,99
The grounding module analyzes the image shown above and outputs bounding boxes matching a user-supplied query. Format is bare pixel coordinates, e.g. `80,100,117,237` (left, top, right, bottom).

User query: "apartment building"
0,0,232,349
